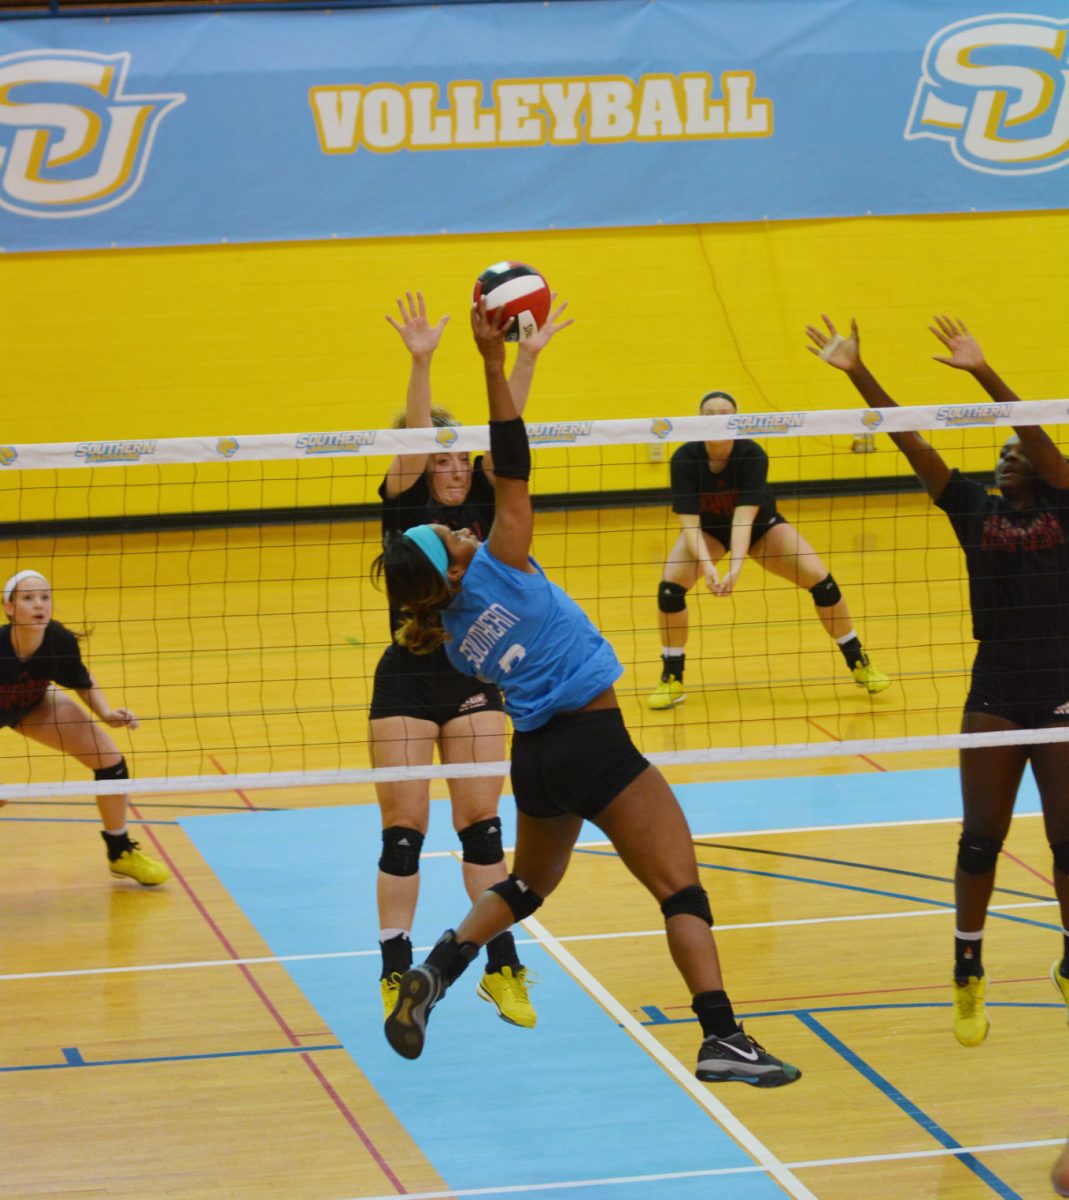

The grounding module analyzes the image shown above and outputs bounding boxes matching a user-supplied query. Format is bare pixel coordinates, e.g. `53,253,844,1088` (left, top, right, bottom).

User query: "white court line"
341,1138,1063,1200
0,898,1055,983
520,913,817,1200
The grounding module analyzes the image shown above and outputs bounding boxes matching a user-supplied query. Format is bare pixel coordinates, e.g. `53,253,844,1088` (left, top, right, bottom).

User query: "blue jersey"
441,544,622,731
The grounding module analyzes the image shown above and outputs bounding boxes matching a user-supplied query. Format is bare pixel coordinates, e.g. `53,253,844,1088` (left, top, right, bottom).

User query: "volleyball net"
1,398,1066,801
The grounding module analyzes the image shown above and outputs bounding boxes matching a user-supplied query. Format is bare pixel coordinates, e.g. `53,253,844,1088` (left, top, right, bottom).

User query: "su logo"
0,49,184,219
905,15,1069,174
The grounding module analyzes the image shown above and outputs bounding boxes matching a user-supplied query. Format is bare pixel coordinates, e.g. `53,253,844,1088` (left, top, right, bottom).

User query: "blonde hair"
391,406,459,431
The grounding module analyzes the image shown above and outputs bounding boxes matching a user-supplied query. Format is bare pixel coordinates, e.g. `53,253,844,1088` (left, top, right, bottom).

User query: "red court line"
1000,847,1054,888
805,716,887,772
128,803,407,1194
208,755,259,810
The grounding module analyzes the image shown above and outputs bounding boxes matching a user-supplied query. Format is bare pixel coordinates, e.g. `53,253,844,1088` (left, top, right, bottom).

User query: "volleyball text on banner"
0,0,1067,251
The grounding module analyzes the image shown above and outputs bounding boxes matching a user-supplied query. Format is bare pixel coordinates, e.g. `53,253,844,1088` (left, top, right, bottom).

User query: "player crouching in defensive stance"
1,570,169,886
649,389,889,710
372,299,801,1088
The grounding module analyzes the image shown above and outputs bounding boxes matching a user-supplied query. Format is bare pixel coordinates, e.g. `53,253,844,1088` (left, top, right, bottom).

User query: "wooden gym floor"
1,494,1065,1199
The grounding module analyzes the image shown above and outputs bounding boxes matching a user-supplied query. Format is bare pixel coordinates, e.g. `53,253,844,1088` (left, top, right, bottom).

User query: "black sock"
661,653,685,682
100,830,133,862
425,929,479,986
380,933,412,979
485,930,520,973
1061,934,1069,978
838,637,864,670
691,989,739,1039
954,936,983,982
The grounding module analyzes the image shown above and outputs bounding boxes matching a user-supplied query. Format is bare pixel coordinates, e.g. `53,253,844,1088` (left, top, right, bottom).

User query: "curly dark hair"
371,534,454,655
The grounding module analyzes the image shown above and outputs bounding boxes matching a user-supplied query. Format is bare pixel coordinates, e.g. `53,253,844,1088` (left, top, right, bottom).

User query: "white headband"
3,570,50,604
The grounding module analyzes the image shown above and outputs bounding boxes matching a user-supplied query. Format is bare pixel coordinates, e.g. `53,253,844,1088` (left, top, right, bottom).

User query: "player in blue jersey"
370,290,569,1027
1,569,169,886
809,313,1069,1049
372,298,801,1088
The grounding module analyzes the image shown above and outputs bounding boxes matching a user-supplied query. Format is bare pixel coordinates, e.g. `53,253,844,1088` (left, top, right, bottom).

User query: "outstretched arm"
711,507,758,596
472,299,535,571
484,298,574,484
382,291,450,499
930,314,1069,490
806,314,951,501
76,678,139,730
505,298,573,415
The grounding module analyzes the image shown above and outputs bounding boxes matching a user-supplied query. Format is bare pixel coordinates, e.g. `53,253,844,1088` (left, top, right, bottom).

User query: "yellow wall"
4,211,1068,518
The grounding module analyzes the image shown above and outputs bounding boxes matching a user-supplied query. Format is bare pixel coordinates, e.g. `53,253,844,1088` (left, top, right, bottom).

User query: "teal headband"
403,524,449,582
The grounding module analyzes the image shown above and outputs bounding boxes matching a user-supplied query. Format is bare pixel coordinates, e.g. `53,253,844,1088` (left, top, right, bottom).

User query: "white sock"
661,646,684,658
104,825,128,837
954,928,984,941
380,928,410,943
834,630,859,646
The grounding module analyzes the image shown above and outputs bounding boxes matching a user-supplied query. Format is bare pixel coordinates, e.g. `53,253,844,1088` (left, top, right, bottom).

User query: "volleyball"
473,261,551,342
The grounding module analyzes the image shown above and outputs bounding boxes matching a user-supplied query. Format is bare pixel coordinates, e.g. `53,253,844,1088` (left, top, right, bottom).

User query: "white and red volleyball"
473,261,551,343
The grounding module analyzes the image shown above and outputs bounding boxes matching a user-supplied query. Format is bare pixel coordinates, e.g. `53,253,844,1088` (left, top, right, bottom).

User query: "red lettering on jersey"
700,488,739,516
981,510,1066,554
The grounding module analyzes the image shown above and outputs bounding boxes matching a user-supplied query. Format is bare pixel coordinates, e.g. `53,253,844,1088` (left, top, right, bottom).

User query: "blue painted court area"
180,768,1041,1198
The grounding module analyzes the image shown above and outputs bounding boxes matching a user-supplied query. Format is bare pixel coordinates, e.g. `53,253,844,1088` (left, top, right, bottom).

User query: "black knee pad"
94,756,129,782
1052,840,1069,876
957,830,1002,875
458,817,504,866
658,581,688,614
660,884,713,926
488,874,544,921
809,574,842,608
379,826,424,877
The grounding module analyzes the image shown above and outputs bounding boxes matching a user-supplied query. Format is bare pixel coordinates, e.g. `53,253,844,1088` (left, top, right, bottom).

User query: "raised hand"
805,314,861,371
930,315,984,371
518,296,574,356
470,295,513,365
385,291,449,358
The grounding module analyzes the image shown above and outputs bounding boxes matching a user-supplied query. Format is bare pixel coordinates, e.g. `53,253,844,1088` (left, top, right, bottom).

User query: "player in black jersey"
809,313,1069,1048
1,570,169,886
649,390,889,710
370,290,569,1024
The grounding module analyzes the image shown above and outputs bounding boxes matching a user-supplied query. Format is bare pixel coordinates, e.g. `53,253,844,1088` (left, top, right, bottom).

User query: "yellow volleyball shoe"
381,972,403,1022
952,975,989,1047
1051,962,1069,1025
852,654,891,695
648,678,686,710
108,842,171,887
477,965,537,1028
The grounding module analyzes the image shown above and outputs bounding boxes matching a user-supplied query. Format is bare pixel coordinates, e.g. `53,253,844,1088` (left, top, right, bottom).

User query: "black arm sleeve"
489,417,530,481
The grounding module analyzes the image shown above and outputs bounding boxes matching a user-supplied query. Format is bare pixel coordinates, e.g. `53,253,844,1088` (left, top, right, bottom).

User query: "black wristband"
489,416,531,481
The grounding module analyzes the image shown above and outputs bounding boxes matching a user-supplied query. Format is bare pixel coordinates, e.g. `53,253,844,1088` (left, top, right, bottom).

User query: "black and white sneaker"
695,1025,801,1088
384,965,445,1060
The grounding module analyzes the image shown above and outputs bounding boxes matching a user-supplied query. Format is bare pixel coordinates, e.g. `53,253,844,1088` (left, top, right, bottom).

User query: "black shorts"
964,644,1069,729
369,642,504,727
700,511,786,551
0,704,39,729
510,707,650,820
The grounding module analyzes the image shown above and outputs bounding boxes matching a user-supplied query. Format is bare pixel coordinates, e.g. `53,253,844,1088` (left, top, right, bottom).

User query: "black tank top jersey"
378,456,495,635
0,620,92,723
936,470,1069,661
669,439,778,544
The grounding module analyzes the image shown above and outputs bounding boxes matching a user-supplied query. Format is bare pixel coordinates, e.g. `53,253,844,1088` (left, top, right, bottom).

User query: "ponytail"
371,535,454,655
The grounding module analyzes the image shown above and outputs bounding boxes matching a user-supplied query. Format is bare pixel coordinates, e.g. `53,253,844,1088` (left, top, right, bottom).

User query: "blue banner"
1,0,1067,252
